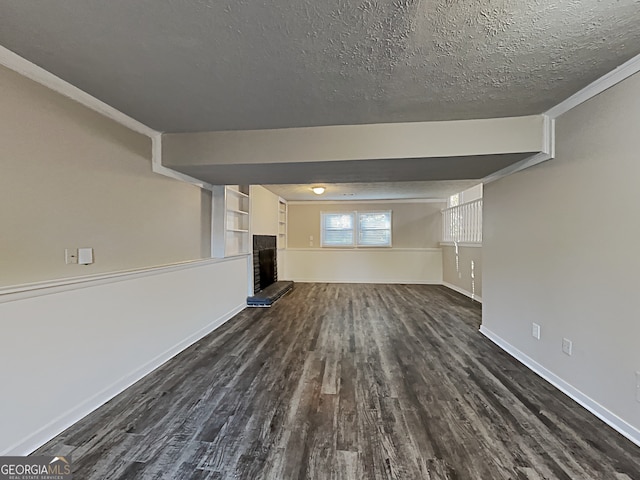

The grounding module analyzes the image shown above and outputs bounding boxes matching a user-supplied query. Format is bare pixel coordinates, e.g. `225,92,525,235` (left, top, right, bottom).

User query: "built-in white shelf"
212,185,251,258
278,198,287,249
226,188,249,198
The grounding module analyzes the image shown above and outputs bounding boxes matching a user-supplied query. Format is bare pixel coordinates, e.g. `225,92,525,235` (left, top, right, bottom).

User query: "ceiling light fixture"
311,186,326,195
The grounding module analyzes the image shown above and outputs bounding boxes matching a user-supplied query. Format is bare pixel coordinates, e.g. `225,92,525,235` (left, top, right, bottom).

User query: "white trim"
151,134,213,189
440,242,482,248
442,282,482,302
293,279,441,285
479,326,640,448
285,247,442,252
483,52,640,185
483,151,551,185
482,116,555,184
0,257,241,303
0,47,214,191
441,197,483,213
1,302,246,456
288,198,447,205
546,52,640,119
0,45,158,138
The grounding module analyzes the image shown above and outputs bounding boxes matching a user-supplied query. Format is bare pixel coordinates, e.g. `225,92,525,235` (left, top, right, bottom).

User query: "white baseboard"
442,281,482,303
479,326,640,448
2,302,246,456
290,279,440,285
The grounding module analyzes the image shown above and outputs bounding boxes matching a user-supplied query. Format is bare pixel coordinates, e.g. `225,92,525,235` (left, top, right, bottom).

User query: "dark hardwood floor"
35,283,640,479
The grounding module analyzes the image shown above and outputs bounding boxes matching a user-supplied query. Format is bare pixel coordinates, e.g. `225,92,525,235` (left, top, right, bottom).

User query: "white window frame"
321,211,392,248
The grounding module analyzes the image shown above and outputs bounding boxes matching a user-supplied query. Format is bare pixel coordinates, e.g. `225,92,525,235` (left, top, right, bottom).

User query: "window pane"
323,213,353,230
357,212,391,246
359,229,391,246
359,212,390,230
322,213,355,246
324,229,354,245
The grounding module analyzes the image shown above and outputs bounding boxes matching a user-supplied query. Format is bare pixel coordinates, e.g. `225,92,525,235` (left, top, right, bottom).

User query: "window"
321,211,391,247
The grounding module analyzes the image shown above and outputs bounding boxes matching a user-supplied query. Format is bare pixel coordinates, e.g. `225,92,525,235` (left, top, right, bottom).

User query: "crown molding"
0,47,213,189
482,115,554,184
0,45,158,138
151,135,213,190
545,52,640,119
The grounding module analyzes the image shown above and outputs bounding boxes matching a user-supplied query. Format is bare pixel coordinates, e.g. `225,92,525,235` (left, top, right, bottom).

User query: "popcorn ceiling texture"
1,0,639,132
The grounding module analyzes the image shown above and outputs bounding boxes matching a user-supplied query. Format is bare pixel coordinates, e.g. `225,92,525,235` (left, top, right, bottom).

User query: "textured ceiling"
1,0,639,132
264,181,480,201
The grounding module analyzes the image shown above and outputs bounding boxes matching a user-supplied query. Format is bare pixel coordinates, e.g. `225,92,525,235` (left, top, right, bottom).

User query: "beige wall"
0,65,211,287
288,201,445,249
442,245,482,299
483,72,640,438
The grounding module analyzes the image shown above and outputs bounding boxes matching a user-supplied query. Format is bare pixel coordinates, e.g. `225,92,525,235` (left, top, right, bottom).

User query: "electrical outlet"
532,323,541,340
562,338,573,356
65,248,78,264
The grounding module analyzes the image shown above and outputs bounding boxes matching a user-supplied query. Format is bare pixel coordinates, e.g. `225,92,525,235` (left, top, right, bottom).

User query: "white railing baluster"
441,199,483,245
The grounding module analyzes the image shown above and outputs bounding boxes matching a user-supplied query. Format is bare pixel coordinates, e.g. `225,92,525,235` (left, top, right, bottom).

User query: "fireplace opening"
253,235,277,293
259,248,276,290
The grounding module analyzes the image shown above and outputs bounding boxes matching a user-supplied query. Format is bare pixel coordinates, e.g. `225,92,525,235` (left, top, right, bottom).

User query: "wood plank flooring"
35,284,640,479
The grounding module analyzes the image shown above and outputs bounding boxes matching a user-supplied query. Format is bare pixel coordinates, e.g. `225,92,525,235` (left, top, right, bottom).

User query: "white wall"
163,115,547,166
482,72,640,445
282,248,442,284
0,258,248,455
250,185,280,236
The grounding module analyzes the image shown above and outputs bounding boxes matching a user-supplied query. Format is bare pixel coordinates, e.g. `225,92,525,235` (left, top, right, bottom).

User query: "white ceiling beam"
163,115,548,168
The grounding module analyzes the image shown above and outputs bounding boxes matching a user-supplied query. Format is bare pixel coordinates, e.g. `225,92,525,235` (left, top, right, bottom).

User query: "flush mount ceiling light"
311,186,326,195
